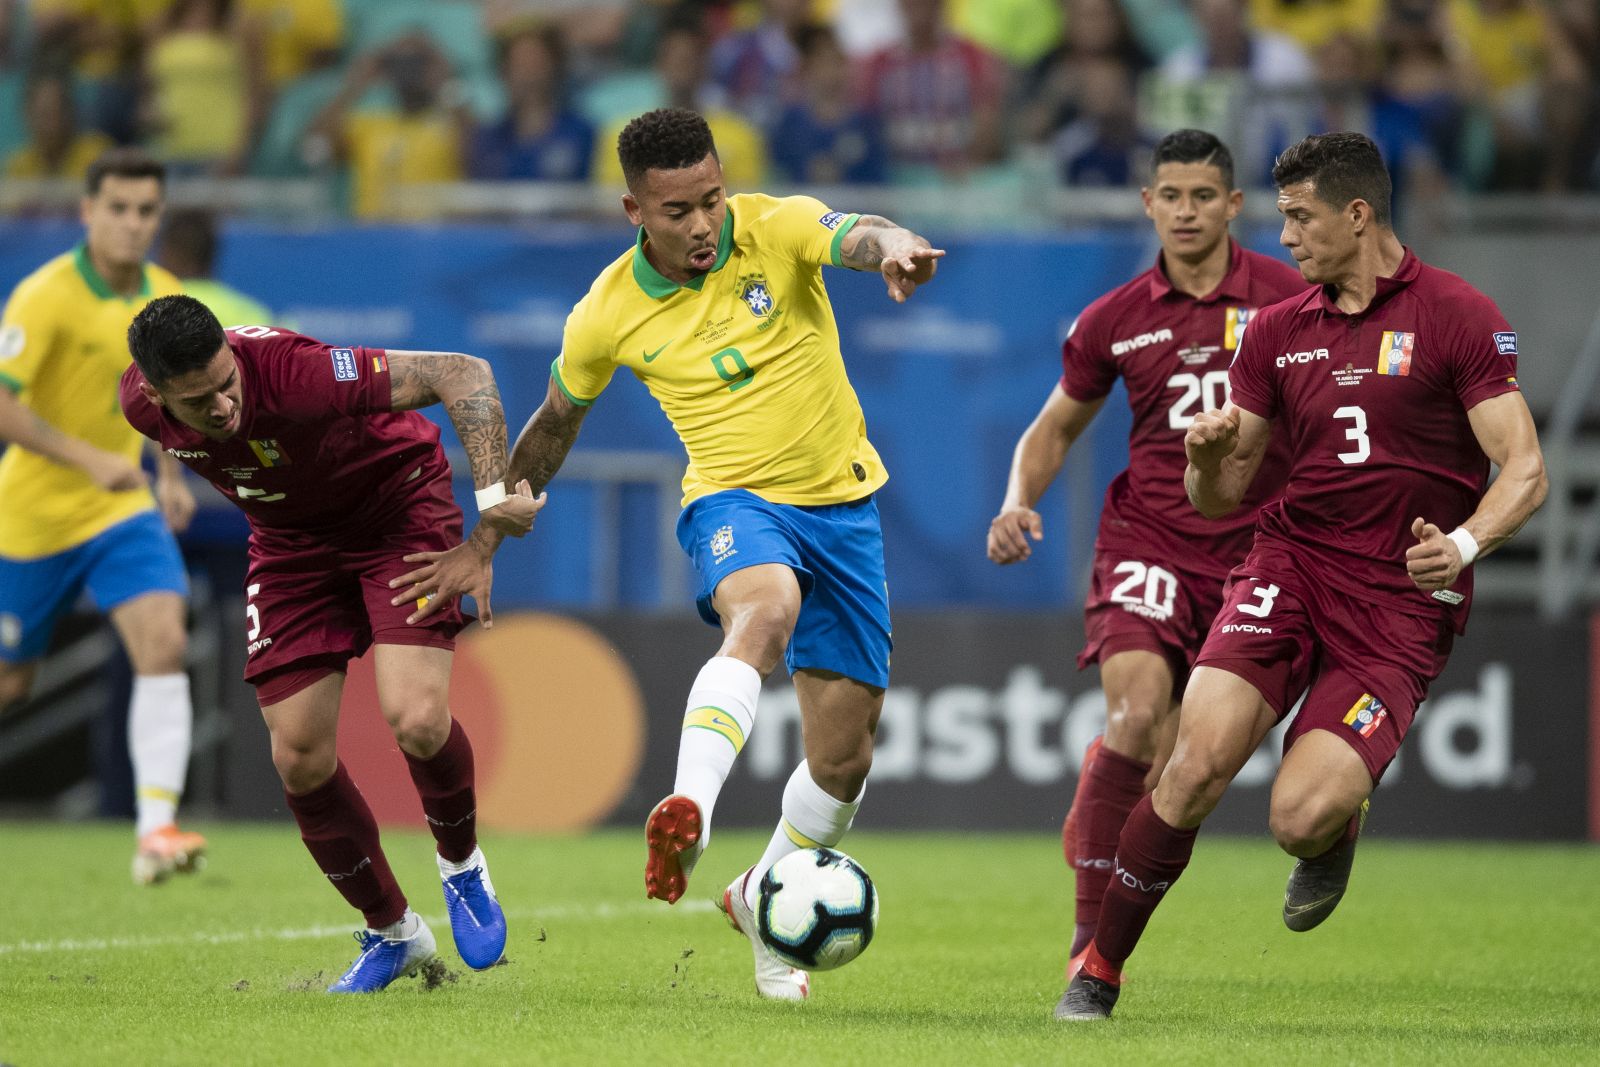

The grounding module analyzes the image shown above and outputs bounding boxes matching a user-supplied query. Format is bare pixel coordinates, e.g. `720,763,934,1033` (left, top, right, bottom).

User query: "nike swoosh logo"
643,341,671,363
1283,894,1338,915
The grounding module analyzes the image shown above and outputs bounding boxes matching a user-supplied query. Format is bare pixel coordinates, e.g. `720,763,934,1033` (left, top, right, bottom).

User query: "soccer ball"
756,847,878,972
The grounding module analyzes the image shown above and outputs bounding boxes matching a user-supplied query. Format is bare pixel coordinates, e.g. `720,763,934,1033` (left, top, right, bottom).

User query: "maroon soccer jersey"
1060,241,1306,580
1226,248,1521,631
120,326,453,541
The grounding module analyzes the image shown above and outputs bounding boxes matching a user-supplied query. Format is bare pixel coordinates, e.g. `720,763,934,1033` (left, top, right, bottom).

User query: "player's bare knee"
809,744,872,802
126,623,188,675
1269,792,1347,856
272,738,336,794
386,703,451,758
1158,747,1232,818
724,602,797,674
1103,696,1164,760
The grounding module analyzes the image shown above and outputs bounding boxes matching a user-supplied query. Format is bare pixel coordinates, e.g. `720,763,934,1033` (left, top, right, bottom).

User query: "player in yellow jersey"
392,107,941,1000
0,149,205,885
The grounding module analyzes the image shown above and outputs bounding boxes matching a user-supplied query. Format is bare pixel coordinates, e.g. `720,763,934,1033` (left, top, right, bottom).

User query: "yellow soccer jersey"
0,246,182,559
554,193,887,507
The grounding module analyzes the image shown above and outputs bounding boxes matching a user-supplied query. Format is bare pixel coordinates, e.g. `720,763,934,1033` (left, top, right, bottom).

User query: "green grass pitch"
1,823,1596,1066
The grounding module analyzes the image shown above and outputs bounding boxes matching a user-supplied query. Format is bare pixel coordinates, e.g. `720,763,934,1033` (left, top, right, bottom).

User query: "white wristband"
1446,527,1480,567
474,483,508,512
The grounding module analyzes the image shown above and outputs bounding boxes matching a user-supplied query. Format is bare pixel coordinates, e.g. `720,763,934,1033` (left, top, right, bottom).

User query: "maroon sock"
1074,746,1152,939
284,762,406,929
1092,794,1198,968
403,718,478,863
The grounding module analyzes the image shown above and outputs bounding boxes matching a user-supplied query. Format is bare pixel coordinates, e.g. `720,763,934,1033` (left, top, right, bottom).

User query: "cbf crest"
738,273,775,318
710,524,737,563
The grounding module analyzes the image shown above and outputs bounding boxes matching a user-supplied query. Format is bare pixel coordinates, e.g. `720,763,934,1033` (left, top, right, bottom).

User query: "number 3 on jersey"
1333,405,1370,464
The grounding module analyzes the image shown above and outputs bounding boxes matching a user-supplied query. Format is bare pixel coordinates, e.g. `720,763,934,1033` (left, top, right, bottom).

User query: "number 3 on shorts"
1237,581,1280,618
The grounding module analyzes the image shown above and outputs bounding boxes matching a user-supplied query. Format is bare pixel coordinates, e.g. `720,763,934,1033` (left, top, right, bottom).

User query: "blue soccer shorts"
0,509,189,662
676,488,892,689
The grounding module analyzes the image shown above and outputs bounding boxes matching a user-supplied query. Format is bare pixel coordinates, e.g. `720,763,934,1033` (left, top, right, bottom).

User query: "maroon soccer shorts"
242,480,470,705
1078,547,1227,692
1194,571,1454,781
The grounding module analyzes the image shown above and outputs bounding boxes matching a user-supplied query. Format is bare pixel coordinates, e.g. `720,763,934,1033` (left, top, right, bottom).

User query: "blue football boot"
439,847,507,970
326,914,437,993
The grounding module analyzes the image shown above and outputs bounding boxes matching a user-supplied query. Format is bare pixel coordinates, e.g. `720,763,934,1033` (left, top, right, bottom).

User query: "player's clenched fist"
1405,516,1463,591
988,506,1043,564
1185,407,1241,471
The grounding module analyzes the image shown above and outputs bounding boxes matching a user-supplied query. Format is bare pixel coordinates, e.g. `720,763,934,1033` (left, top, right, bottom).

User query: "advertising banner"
302,610,1592,842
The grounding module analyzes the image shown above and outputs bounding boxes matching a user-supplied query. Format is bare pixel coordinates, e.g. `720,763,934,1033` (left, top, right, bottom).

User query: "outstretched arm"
1184,404,1273,518
0,385,146,491
386,349,541,540
1406,390,1548,591
388,373,588,625
837,215,946,303
989,384,1104,564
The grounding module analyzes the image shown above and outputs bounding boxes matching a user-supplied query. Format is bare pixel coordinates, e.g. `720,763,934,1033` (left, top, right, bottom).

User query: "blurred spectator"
305,32,471,219
143,0,267,174
158,208,274,328
1149,0,1315,184
30,0,161,144
4,68,113,179
1380,2,1472,179
1160,0,1314,87
949,0,1062,67
1017,0,1150,145
1248,0,1382,51
1050,56,1156,185
815,0,903,57
592,21,767,188
238,0,344,88
769,24,888,184
709,0,810,128
858,0,1007,175
470,23,595,181
1307,32,1447,213
1447,0,1547,188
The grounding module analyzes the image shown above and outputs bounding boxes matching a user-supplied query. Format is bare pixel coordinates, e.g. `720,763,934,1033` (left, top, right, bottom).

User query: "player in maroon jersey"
120,294,542,993
987,129,1304,992
1057,133,1548,1021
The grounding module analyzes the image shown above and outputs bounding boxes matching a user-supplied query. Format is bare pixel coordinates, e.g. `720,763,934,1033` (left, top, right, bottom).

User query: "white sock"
129,672,193,838
373,909,421,940
744,760,863,910
672,656,761,836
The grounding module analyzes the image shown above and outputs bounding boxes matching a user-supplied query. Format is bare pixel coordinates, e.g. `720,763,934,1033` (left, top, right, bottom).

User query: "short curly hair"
616,108,718,188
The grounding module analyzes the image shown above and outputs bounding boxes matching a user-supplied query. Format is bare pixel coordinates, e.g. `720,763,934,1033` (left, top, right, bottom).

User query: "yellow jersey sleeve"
748,194,861,270
551,293,619,405
0,274,61,395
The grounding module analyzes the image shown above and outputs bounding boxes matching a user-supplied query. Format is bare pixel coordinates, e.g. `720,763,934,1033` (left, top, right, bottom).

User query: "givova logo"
1112,329,1173,356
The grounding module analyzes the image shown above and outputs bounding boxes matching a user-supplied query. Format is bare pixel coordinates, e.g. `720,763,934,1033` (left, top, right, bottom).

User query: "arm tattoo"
840,215,894,272
387,351,510,490
448,383,509,491
506,386,587,497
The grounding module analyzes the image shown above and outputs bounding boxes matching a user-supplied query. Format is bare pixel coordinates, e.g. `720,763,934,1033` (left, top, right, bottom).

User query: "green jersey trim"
631,207,736,298
549,358,595,407
828,214,862,268
74,243,151,301
0,370,21,394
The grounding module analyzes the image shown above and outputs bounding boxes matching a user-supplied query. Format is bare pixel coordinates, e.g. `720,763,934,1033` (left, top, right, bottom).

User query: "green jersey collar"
74,243,150,301
631,207,735,298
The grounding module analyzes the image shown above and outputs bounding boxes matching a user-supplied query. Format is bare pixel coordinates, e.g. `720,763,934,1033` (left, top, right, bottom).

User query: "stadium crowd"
1,0,1597,215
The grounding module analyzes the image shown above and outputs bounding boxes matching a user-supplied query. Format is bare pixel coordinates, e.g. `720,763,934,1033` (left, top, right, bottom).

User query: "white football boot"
719,866,810,1002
